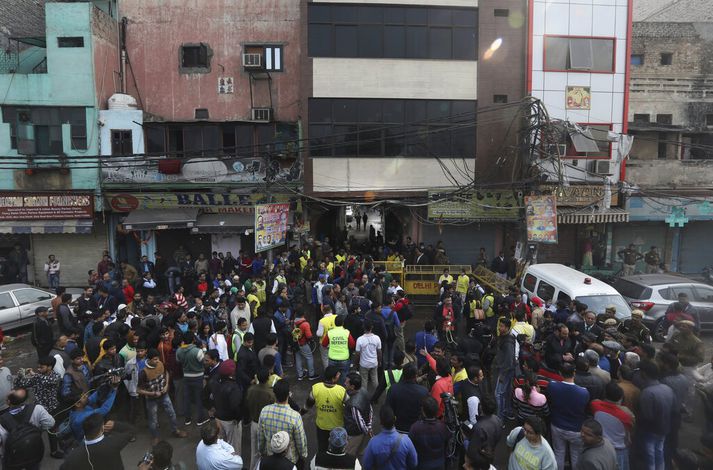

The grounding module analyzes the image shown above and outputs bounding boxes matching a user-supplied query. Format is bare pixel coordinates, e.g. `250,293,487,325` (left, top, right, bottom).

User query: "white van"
521,263,632,320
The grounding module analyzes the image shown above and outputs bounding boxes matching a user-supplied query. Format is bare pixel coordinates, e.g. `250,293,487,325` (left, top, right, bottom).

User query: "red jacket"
295,318,313,346
431,376,454,418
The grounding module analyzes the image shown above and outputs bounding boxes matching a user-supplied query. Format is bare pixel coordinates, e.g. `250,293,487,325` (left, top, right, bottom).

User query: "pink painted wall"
91,6,120,110
119,0,301,122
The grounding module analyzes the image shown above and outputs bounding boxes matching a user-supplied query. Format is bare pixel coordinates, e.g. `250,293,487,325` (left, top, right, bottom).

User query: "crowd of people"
0,237,708,470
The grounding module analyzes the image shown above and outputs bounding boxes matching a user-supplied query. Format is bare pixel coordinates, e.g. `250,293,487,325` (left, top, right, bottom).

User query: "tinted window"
13,288,51,306
0,293,15,310
694,286,713,303
308,4,477,60
523,273,537,292
672,285,696,300
557,292,571,304
613,279,650,299
577,295,632,318
659,287,676,301
536,281,555,301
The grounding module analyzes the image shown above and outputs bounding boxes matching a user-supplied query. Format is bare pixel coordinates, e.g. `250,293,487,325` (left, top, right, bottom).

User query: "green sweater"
176,344,205,378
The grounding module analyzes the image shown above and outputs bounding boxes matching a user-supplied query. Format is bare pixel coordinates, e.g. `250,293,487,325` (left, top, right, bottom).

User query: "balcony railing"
630,75,713,99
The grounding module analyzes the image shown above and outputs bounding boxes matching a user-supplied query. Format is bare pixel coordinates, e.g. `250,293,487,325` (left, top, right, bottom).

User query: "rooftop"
634,0,713,23
0,0,45,42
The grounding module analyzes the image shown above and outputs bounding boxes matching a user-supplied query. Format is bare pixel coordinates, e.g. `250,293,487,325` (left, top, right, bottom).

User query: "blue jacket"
363,428,418,470
548,380,589,432
69,388,116,440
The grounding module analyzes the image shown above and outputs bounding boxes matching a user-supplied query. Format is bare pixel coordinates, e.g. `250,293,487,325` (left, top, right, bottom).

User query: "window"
13,288,51,306
180,44,210,71
0,106,87,153
660,53,673,65
0,293,15,310
544,36,615,73
523,274,537,292
630,54,644,66
536,280,555,301
264,46,283,71
659,287,676,301
694,285,713,303
111,130,133,156
57,37,84,48
706,114,713,127
145,127,166,154
308,98,476,158
658,134,667,159
633,114,650,123
552,123,611,159
307,4,478,60
656,114,672,125
557,291,571,304
494,9,510,17
493,94,508,104
194,108,209,120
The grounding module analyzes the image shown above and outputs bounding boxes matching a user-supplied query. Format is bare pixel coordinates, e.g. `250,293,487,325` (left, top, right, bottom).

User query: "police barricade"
372,260,404,283
403,265,473,302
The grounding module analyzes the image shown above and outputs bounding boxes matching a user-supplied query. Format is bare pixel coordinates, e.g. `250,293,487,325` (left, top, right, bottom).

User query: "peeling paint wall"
119,0,302,122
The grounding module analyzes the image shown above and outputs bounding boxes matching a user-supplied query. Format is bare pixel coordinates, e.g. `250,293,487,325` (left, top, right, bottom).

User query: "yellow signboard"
404,280,440,296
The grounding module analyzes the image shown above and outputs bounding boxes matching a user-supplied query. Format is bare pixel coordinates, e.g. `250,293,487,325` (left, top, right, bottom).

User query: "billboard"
255,203,290,253
526,195,558,244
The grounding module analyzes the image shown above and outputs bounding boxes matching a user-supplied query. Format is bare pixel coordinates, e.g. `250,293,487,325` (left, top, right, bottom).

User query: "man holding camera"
68,375,120,441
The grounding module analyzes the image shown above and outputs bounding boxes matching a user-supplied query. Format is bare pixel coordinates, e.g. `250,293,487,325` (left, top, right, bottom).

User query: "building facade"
623,0,713,274
102,0,303,266
302,0,530,264
0,1,117,286
527,0,633,270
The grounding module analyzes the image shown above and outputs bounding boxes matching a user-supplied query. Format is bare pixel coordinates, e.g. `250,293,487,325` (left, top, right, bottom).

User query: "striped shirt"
257,403,308,464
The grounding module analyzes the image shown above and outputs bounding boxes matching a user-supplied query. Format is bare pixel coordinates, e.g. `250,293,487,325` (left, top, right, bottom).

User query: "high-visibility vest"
327,327,350,361
483,294,495,318
247,293,261,316
255,282,267,303
312,382,346,431
232,330,246,360
384,368,402,390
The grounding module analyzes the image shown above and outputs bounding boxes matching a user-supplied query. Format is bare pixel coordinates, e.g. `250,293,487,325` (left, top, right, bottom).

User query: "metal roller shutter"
613,222,667,271
31,223,108,287
420,223,497,265
679,221,712,275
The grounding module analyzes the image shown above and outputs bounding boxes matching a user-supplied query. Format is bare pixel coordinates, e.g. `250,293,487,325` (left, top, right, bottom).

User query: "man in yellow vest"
456,268,470,313
321,315,355,386
316,305,336,371
271,268,287,295
306,365,348,453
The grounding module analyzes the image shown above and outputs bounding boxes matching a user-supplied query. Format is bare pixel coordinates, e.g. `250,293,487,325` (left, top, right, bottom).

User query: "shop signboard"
101,156,301,185
427,191,521,220
105,192,290,214
542,185,619,207
526,195,558,244
0,193,93,220
255,203,290,253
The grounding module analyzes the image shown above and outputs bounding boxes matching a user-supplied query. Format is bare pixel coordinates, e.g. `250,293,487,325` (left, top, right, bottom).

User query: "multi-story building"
302,0,529,263
527,0,633,270
0,0,117,285
623,0,713,274
103,0,303,264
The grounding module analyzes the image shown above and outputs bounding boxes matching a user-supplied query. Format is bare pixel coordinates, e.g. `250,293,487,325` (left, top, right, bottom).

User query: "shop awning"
0,219,93,234
122,208,199,230
194,213,253,233
558,207,629,224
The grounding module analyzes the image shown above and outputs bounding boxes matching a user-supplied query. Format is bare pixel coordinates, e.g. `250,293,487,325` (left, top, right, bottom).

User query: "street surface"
2,306,710,469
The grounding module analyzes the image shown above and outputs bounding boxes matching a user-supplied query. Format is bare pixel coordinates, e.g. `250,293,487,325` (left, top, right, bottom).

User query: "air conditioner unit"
546,144,567,156
242,53,262,68
251,107,273,122
592,160,613,175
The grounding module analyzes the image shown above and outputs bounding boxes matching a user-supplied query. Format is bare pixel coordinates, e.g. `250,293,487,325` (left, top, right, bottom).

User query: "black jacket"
31,317,54,352
344,388,372,436
60,421,134,470
57,304,78,336
235,346,259,388
574,371,605,401
251,316,273,353
212,377,244,422
543,334,574,370
385,380,429,433
364,310,387,344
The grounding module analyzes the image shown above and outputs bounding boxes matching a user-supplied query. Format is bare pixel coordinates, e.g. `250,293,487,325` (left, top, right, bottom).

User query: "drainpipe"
120,17,128,94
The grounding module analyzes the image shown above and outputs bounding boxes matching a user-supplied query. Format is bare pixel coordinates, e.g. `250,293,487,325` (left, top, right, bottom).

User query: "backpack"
0,404,44,467
384,310,397,341
291,322,304,343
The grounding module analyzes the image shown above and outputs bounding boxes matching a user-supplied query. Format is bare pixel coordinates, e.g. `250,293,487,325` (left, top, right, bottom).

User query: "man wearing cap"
618,244,642,276
257,431,295,469
258,379,308,466
210,359,244,454
618,309,651,344
663,293,701,335
31,306,54,359
668,320,704,369
312,427,356,470
596,306,619,330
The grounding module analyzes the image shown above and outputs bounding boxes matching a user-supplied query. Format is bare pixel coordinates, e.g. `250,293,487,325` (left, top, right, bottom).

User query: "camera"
139,450,153,465
91,366,128,384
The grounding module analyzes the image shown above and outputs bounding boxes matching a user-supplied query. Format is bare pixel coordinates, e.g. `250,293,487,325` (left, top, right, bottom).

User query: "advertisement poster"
0,193,93,220
566,86,591,110
427,191,521,220
526,195,558,244
255,203,290,253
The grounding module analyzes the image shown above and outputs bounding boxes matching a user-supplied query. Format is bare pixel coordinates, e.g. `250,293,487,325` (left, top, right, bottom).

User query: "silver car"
612,274,713,337
0,284,56,330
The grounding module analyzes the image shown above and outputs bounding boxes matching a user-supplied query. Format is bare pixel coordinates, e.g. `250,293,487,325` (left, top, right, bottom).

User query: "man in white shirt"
230,298,251,331
386,279,403,297
196,419,244,470
354,320,382,392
